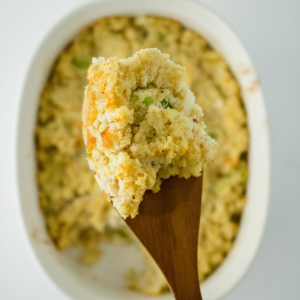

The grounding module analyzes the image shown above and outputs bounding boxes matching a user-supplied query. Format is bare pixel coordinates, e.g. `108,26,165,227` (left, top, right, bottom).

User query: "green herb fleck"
112,229,127,238
142,97,154,105
131,92,139,101
160,98,172,109
241,169,248,181
87,153,92,159
72,58,90,69
157,33,166,43
208,132,217,139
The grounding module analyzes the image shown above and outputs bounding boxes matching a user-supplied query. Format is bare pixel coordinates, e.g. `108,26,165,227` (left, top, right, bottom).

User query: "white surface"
0,0,299,300
15,1,269,300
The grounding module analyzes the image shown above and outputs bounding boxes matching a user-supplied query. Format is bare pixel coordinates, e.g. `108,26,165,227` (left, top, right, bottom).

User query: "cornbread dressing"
35,16,249,295
82,49,217,219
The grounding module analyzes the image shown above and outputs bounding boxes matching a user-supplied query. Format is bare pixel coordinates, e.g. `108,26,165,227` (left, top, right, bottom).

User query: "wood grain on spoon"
125,175,203,300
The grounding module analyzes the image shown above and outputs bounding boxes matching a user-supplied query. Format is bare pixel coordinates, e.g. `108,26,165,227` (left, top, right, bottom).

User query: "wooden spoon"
125,175,203,300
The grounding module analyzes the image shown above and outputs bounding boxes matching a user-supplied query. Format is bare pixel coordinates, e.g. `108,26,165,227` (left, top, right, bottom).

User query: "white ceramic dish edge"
14,1,270,300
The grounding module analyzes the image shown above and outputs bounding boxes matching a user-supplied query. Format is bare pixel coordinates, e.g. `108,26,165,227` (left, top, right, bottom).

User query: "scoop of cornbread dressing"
36,15,249,295
82,48,218,219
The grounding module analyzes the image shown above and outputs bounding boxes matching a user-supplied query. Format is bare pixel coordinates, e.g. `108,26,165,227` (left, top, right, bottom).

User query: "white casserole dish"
14,0,270,299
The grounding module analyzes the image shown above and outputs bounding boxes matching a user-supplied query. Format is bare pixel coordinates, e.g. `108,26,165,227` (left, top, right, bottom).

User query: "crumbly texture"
35,16,248,296
82,49,217,219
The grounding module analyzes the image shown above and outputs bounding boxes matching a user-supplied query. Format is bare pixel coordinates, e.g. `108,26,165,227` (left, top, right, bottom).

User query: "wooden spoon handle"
166,242,202,300
126,176,203,300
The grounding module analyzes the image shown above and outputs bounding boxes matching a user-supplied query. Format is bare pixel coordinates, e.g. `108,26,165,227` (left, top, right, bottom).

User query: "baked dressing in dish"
35,16,248,295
